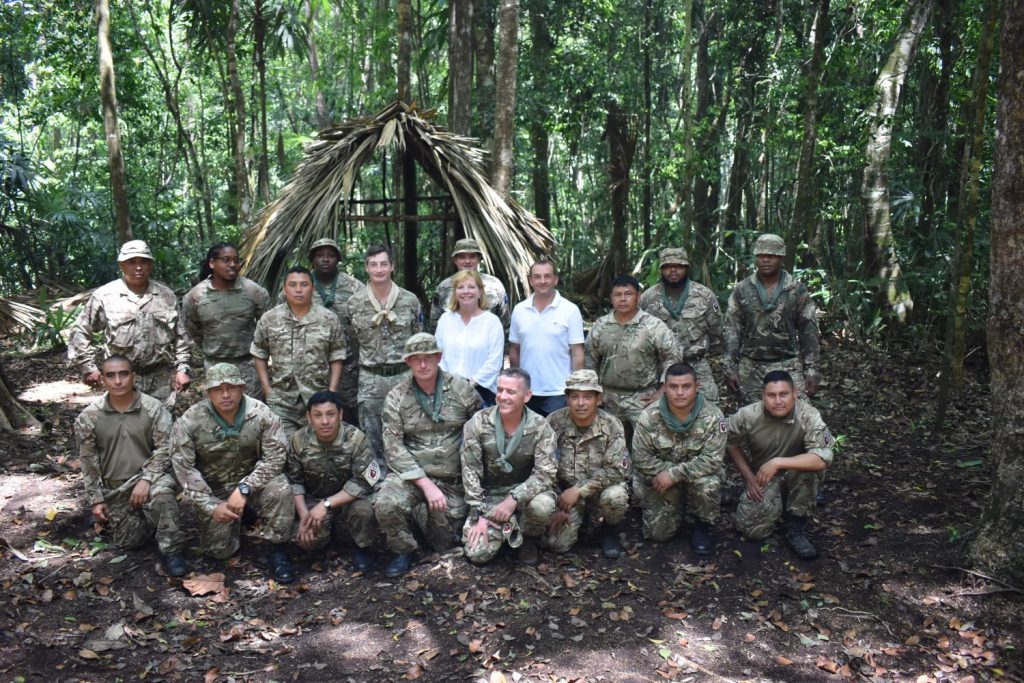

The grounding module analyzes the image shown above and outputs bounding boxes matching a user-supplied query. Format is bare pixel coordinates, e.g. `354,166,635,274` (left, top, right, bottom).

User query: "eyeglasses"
214,257,244,266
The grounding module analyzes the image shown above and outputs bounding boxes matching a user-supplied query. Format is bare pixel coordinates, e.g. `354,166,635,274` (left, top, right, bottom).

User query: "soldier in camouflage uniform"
170,364,296,583
346,245,423,459
633,362,727,555
287,390,382,572
375,333,482,577
724,234,821,403
252,266,346,436
727,370,833,559
68,240,191,406
541,370,630,558
462,368,557,565
182,242,270,398
427,238,509,334
75,355,188,576
585,275,680,440
640,247,724,402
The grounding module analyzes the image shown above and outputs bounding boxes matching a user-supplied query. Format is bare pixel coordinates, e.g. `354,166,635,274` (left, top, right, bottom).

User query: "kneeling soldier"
287,391,382,572
542,370,630,558
462,368,557,566
171,364,296,583
727,370,833,559
75,355,188,576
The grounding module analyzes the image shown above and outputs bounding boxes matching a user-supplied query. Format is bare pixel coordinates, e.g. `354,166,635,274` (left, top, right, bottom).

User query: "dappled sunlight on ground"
18,379,97,406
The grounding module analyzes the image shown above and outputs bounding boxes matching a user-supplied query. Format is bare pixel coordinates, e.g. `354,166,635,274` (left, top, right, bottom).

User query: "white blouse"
435,310,504,393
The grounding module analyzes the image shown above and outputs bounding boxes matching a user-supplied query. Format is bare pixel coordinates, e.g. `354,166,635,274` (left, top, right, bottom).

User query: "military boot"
266,544,296,583
352,548,376,573
384,552,413,578
162,552,189,577
690,520,714,556
517,537,540,566
600,523,625,559
785,516,818,559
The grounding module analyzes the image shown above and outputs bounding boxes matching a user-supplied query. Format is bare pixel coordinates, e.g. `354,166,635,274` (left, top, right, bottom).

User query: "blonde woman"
434,270,504,405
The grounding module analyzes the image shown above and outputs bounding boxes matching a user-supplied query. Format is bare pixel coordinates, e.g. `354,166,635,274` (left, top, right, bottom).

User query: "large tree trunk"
95,0,132,244
860,0,933,324
304,0,330,130
226,0,250,227
396,0,418,291
691,1,721,272
0,363,39,432
473,0,497,142
528,1,552,227
491,0,519,199
448,0,474,136
971,0,1021,585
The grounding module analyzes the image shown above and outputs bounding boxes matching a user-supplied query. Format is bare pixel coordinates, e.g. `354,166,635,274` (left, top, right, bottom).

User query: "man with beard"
639,248,724,402
427,238,509,334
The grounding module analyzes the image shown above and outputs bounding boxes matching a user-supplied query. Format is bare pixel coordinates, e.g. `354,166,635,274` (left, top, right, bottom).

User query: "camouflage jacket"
183,276,270,360
585,309,680,391
382,370,481,483
75,392,173,505
345,284,423,367
170,397,289,514
286,423,382,499
639,281,723,360
724,271,820,375
428,271,509,333
632,399,727,485
250,303,347,400
727,399,834,470
546,407,630,498
461,407,557,518
67,278,190,375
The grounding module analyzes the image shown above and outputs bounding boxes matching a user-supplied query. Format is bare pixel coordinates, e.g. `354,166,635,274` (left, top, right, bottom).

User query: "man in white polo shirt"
509,259,585,416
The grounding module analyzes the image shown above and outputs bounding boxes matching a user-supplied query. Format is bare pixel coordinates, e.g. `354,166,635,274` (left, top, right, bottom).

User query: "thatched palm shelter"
241,101,553,299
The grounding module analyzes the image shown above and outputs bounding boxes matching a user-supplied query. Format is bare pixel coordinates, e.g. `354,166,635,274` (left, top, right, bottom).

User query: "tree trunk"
692,0,720,271
860,0,933,324
226,0,250,227
0,363,39,432
396,0,416,289
674,0,695,246
305,0,330,130
491,0,519,199
253,0,271,205
474,0,497,144
448,0,474,136
639,0,654,248
95,0,132,244
528,1,552,227
971,0,1022,585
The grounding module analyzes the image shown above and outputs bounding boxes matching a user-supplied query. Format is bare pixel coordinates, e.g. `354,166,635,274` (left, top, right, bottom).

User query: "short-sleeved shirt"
726,399,833,470
509,291,585,396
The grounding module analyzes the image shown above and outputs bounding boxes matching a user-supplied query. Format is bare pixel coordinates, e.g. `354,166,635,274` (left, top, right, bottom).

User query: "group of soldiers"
68,233,833,583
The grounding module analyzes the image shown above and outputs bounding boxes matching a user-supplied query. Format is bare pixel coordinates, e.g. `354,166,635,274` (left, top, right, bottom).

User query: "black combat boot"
785,515,818,559
384,552,413,578
162,552,189,577
266,544,296,583
690,520,714,556
600,523,625,559
352,547,376,573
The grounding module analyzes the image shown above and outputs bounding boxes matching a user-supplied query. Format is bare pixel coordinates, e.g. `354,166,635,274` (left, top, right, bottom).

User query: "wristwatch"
237,483,252,497
322,498,333,510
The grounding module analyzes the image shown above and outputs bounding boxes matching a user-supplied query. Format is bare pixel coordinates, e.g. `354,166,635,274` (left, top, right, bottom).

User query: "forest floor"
0,334,1019,683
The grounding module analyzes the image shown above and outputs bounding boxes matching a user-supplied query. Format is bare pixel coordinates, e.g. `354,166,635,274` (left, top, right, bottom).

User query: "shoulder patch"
620,455,630,470
823,430,833,447
720,418,728,433
362,461,382,486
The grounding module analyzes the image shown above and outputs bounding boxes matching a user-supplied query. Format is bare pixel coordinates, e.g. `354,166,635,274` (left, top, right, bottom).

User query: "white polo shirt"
509,291,585,396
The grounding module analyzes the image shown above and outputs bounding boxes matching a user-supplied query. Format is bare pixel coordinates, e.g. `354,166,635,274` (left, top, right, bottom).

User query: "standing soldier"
727,370,834,559
252,266,346,436
375,334,482,578
585,275,680,441
640,247,724,402
724,234,821,403
346,245,423,458
461,368,557,566
287,390,382,572
633,363,726,556
427,238,509,334
68,240,191,406
171,364,296,583
75,355,188,576
182,242,270,398
542,370,630,558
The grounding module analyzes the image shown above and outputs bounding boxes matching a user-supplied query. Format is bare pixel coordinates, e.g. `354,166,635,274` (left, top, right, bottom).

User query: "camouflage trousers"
339,359,360,424
688,357,720,403
358,370,410,459
134,363,176,407
462,493,555,564
267,391,308,438
374,477,466,554
735,471,818,540
194,474,294,559
602,387,658,445
292,493,379,551
540,483,629,554
204,358,262,400
738,357,806,404
102,473,186,555
638,470,722,542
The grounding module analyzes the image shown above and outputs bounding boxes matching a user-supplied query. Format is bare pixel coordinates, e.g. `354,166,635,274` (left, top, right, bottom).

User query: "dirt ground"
0,338,1019,683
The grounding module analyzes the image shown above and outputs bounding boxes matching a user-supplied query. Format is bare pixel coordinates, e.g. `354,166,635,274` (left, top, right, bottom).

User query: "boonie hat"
451,238,483,258
564,369,603,394
753,234,786,257
117,240,153,262
659,247,690,268
308,238,342,260
402,333,442,360
205,363,247,390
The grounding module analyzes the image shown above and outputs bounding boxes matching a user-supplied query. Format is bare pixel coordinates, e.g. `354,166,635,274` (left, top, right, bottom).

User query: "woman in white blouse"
434,269,505,405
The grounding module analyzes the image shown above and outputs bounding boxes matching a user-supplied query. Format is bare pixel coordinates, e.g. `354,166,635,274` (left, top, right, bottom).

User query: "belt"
364,363,408,377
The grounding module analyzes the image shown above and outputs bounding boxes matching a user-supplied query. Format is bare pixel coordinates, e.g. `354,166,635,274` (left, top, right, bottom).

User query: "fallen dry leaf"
183,573,226,597
816,655,839,673
204,667,220,683
468,638,484,653
662,608,688,620
775,655,794,666
561,573,577,588
78,649,99,660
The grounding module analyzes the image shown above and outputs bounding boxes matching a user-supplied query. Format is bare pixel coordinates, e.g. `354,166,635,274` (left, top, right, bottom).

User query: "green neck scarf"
209,397,247,438
413,376,445,423
754,271,786,312
661,279,691,320
314,274,338,308
493,408,528,473
659,393,704,433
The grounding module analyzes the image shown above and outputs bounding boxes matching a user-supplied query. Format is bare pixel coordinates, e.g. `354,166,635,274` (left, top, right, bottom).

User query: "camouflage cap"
659,247,690,268
117,240,153,262
205,363,247,390
753,233,786,256
308,238,342,260
451,238,483,258
564,369,603,394
401,332,442,359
